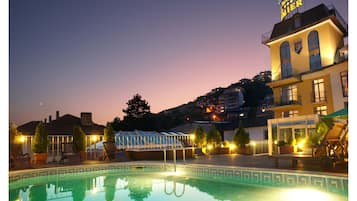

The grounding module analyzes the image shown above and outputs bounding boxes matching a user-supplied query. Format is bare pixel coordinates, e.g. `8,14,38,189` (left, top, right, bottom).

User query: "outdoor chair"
314,122,348,160
60,143,81,165
10,143,31,170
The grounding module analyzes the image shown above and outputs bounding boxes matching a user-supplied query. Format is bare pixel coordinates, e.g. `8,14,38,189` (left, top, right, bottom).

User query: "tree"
207,125,222,147
73,125,86,152
123,94,151,118
32,122,48,153
110,117,121,131
104,124,115,142
9,123,18,145
194,127,206,147
233,121,250,148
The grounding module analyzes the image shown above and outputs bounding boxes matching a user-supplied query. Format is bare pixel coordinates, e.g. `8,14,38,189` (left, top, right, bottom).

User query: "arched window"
280,41,292,78
308,31,322,70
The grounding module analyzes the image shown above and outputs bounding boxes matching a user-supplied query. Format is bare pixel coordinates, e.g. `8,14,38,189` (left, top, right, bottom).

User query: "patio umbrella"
323,108,348,119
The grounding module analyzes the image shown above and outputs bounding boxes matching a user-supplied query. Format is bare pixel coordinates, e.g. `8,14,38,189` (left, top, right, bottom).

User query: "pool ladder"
163,138,186,172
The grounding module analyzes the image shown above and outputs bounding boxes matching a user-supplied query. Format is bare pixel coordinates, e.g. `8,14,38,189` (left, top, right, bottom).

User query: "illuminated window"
340,71,348,97
283,110,299,117
313,79,326,102
282,85,298,104
315,105,327,116
308,31,322,70
280,41,292,78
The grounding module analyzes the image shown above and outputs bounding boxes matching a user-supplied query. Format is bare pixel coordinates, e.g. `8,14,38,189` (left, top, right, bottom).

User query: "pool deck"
14,153,347,176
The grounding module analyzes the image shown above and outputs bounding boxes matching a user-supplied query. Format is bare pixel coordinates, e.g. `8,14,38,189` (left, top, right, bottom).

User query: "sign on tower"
280,0,303,20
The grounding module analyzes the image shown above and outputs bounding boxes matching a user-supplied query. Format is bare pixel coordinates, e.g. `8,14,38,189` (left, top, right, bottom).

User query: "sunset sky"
9,0,348,125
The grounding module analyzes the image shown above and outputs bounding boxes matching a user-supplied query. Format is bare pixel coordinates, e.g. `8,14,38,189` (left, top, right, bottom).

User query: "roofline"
264,17,345,46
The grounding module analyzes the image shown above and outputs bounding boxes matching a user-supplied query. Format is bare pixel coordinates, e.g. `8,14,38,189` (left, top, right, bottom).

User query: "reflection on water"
9,172,347,201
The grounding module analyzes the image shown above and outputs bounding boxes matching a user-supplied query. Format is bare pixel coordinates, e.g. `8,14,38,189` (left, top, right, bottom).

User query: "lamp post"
91,135,98,159
251,141,256,156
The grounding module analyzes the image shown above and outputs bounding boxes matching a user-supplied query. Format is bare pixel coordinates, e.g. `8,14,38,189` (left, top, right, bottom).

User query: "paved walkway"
185,154,348,174
12,154,348,175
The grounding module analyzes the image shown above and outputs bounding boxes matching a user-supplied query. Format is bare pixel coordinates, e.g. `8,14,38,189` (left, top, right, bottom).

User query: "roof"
17,114,105,136
17,121,41,135
267,4,347,43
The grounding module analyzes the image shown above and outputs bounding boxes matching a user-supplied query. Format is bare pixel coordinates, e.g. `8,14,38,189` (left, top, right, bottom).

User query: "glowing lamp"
91,135,98,142
190,135,195,140
229,144,236,150
297,139,305,149
207,144,213,150
16,135,25,143
251,141,256,147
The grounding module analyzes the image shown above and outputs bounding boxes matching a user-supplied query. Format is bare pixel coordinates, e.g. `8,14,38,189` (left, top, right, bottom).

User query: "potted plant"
277,140,293,154
32,122,49,165
73,125,87,160
233,121,251,154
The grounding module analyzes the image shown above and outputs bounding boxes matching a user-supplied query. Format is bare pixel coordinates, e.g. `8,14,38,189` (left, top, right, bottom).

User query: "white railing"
21,135,104,162
249,140,269,155
115,134,193,151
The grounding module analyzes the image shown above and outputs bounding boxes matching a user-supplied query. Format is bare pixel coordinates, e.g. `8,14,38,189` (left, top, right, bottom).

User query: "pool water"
9,169,347,201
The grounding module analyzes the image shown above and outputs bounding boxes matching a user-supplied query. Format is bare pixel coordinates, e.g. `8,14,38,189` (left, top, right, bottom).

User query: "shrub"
233,121,250,148
32,122,48,153
207,125,222,147
194,127,206,147
73,125,86,152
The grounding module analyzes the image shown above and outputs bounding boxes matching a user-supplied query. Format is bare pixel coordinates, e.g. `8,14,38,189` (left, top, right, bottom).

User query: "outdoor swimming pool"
9,163,348,201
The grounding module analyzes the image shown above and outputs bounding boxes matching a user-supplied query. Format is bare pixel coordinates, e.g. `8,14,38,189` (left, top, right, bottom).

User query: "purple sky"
9,0,348,125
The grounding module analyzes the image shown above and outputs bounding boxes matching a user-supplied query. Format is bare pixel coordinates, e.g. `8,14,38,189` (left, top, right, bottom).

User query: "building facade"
262,4,348,155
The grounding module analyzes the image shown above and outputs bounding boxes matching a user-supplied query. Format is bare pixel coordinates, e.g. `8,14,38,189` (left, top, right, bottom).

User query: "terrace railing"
20,135,104,162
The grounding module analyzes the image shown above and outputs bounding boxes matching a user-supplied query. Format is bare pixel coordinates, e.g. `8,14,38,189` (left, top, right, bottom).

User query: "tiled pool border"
9,162,348,195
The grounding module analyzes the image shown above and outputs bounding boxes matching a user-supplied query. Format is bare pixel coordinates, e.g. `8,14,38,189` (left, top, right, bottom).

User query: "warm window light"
251,141,256,146
207,144,213,150
212,114,217,121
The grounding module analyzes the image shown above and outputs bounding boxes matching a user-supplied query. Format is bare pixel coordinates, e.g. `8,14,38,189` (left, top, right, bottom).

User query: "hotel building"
262,4,348,155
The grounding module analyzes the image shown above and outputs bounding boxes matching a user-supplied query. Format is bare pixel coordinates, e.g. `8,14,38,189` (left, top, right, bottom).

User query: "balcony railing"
275,96,302,107
261,30,272,44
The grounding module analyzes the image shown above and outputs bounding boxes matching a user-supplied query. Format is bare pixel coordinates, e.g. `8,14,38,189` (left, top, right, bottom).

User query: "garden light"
229,143,236,150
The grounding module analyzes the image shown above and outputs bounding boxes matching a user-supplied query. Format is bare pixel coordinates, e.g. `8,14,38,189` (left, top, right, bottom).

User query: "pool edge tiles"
9,162,348,195
178,164,348,195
